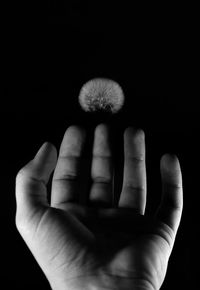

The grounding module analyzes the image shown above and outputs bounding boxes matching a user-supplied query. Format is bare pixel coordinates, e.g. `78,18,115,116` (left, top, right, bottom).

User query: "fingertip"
33,142,57,172
161,153,180,172
124,127,145,141
39,141,55,150
66,125,86,139
95,123,110,133
35,142,57,158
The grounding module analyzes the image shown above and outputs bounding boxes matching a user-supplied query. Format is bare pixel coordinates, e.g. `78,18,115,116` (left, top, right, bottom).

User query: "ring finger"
119,128,146,214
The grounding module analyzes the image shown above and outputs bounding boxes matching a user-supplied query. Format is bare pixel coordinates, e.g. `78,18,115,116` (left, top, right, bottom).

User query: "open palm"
16,124,183,290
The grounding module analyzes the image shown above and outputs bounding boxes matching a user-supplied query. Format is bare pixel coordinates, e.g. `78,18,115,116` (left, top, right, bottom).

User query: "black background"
1,1,199,289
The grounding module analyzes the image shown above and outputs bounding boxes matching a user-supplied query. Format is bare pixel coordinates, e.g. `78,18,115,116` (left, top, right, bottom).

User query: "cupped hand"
15,124,183,290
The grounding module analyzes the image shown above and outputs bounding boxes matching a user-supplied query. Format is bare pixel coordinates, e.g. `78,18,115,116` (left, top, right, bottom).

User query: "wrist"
50,277,157,290
49,269,157,290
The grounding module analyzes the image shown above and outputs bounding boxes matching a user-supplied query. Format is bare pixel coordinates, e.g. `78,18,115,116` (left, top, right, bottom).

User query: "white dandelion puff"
78,78,125,114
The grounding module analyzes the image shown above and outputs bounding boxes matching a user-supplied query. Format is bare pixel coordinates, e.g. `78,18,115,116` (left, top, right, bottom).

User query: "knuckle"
15,210,33,234
16,168,25,179
15,212,26,231
16,164,32,181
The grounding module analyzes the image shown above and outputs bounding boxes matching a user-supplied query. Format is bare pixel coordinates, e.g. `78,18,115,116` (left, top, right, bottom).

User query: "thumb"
16,142,57,218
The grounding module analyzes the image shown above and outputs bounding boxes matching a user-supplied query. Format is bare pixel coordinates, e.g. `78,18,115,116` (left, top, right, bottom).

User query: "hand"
15,124,183,290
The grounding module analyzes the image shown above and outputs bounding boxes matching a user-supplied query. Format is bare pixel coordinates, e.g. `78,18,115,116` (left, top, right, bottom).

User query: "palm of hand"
29,201,173,290
16,124,182,290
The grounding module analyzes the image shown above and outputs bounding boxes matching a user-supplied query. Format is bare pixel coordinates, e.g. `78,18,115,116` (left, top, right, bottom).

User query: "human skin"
15,124,183,290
